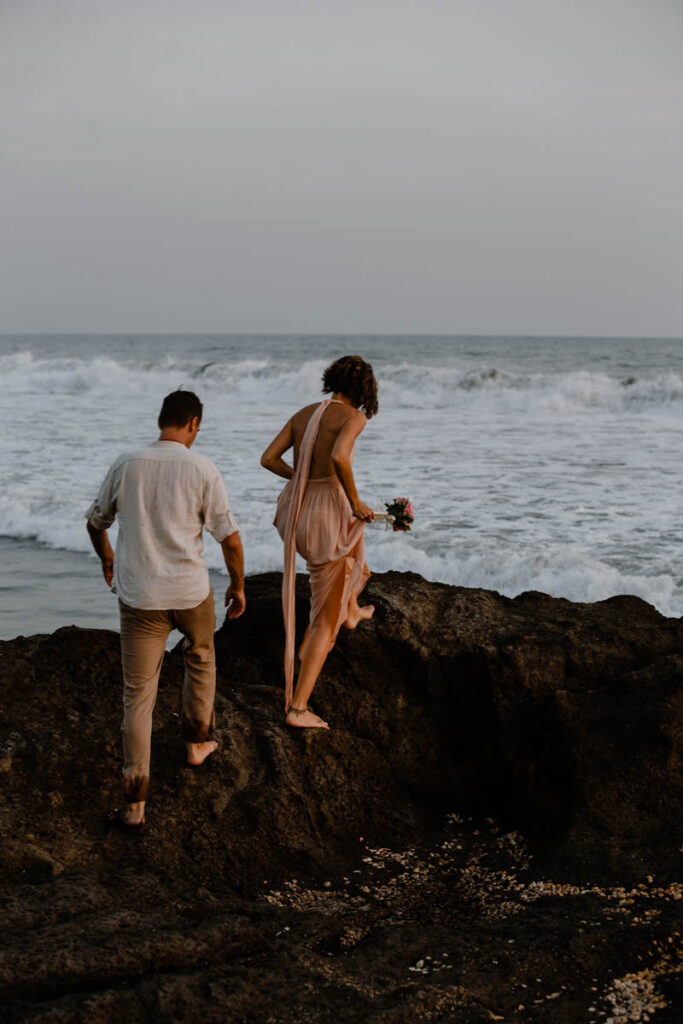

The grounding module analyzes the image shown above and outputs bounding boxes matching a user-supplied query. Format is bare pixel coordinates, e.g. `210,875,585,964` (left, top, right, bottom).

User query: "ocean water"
1,333,682,640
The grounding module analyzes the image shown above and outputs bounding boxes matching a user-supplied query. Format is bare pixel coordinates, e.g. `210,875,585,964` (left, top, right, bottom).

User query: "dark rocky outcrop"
216,571,683,880
1,572,683,1022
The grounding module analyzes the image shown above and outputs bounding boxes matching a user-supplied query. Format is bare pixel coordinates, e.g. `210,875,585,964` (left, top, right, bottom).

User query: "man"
86,389,245,827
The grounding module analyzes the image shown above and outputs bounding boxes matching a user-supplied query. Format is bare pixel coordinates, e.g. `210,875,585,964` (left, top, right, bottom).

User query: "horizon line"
1,331,682,342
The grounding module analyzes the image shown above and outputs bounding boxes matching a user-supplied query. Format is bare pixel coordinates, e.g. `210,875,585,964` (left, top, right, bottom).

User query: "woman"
261,355,378,729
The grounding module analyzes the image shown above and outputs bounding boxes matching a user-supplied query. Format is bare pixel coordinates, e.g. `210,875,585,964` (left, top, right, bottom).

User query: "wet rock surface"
1,571,683,1022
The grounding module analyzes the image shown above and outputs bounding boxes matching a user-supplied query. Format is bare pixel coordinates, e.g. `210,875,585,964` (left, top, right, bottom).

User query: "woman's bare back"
291,401,357,479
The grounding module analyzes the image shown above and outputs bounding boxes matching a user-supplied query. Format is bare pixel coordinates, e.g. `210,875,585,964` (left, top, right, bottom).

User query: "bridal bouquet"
375,497,415,532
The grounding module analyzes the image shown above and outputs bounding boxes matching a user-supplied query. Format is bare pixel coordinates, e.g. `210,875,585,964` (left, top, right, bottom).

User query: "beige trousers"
118,590,216,802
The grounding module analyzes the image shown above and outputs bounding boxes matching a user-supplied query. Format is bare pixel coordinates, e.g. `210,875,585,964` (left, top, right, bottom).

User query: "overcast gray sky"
1,0,681,335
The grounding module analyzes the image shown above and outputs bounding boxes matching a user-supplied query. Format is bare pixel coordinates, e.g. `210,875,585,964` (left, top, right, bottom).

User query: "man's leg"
119,600,172,819
173,590,217,765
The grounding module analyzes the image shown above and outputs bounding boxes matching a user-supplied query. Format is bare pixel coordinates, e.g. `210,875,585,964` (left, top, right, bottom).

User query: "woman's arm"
260,418,295,479
331,412,375,522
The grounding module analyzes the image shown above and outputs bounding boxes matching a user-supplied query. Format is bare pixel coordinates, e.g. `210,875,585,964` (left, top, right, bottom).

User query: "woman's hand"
352,500,375,523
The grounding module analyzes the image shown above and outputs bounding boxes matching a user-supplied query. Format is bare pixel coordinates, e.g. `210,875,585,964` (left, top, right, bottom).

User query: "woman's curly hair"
321,355,378,419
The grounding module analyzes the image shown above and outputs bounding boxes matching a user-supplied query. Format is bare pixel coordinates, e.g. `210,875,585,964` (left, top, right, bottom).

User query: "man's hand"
225,585,246,619
220,532,245,619
101,556,114,587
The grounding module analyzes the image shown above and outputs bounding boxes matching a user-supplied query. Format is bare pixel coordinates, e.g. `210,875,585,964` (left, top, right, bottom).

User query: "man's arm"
86,521,115,587
221,531,246,619
85,456,120,587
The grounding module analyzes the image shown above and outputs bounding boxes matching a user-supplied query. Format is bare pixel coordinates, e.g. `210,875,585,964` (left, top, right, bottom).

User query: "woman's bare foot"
344,603,375,630
186,739,218,766
285,706,329,729
122,801,145,827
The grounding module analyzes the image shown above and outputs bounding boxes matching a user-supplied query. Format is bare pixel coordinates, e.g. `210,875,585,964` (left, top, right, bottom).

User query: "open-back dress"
274,398,370,708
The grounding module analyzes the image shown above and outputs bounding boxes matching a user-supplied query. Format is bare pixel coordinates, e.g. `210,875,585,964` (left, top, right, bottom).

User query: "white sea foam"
2,335,682,624
3,349,683,414
202,529,678,618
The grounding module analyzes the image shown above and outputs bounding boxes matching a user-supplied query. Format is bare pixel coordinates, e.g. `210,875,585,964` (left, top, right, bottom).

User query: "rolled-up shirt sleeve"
85,461,120,529
203,468,239,542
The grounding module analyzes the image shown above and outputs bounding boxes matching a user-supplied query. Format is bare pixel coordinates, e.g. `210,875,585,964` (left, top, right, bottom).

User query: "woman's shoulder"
290,402,322,436
335,405,367,426
292,401,321,424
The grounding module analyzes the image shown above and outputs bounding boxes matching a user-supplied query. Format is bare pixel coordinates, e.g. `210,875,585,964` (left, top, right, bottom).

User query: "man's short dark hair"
158,390,203,429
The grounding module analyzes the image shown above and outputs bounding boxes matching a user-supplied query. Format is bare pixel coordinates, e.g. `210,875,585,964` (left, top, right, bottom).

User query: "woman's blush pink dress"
274,399,370,708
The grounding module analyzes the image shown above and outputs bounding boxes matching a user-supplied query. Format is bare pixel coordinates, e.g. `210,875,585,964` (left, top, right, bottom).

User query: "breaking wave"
2,350,683,414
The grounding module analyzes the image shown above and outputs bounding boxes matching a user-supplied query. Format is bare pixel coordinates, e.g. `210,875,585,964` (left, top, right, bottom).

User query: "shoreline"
0,535,235,642
2,534,682,651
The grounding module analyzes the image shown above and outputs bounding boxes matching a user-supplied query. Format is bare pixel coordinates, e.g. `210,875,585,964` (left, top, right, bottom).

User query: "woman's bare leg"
286,617,334,728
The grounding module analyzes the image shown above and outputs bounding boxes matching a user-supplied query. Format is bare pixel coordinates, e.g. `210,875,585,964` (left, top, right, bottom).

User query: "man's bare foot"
186,739,218,766
285,706,329,729
344,603,375,630
122,801,146,827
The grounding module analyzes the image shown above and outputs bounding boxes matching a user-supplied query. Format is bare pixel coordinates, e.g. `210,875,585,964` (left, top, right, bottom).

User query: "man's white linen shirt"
86,441,238,610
